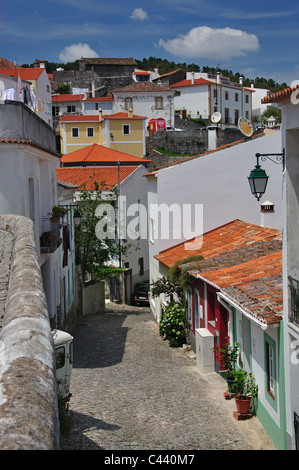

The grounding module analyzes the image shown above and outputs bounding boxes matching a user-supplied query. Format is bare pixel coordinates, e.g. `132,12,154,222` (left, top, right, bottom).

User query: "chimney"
260,201,275,227
239,76,243,86
99,108,103,120
216,72,221,84
191,71,195,85
128,108,133,118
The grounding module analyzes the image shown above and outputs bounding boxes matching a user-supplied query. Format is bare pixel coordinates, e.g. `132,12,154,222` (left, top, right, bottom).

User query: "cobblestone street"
62,302,275,451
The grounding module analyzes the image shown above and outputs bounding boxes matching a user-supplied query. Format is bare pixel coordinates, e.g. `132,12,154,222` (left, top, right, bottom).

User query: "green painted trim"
278,322,287,450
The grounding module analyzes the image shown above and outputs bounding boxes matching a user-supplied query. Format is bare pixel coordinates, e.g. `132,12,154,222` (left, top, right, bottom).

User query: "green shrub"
159,302,187,347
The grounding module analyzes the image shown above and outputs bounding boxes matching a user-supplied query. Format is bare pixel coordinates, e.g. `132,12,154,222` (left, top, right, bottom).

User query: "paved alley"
62,302,275,451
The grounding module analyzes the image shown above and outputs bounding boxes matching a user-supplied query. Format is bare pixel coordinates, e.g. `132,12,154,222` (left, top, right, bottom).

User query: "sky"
2,0,299,86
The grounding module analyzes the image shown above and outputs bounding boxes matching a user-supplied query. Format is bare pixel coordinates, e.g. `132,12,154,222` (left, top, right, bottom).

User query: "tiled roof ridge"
262,84,299,103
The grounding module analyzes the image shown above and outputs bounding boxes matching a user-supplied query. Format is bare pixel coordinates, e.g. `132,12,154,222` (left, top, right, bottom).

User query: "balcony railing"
289,276,299,326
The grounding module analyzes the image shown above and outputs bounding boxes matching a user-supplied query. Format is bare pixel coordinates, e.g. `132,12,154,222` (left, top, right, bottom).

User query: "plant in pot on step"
214,341,239,391
229,370,258,415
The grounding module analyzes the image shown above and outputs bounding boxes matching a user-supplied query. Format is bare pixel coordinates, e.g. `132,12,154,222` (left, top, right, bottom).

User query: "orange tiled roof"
61,144,151,165
156,219,282,325
56,166,139,190
60,115,100,122
0,67,44,80
0,58,15,68
169,77,212,88
262,84,299,103
103,112,147,120
196,251,283,325
155,219,281,268
84,96,114,102
52,94,85,102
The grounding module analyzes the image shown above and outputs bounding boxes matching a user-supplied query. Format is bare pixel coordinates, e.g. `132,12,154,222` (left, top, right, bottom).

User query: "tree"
57,83,71,94
74,177,129,281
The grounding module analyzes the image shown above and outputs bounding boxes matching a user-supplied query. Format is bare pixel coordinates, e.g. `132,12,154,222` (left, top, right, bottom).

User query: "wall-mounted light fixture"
248,149,285,201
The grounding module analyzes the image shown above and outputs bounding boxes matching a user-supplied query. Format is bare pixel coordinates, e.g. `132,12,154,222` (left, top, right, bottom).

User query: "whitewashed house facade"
171,72,253,128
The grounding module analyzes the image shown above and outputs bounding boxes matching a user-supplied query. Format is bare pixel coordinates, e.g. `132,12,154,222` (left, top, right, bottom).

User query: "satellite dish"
211,111,221,123
238,117,253,137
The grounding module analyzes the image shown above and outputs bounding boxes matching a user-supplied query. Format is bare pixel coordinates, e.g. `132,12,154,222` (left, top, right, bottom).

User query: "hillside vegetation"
22,57,288,93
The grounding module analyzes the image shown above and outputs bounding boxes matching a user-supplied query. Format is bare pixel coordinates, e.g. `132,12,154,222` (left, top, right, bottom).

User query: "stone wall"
147,124,245,159
0,215,59,449
53,69,134,95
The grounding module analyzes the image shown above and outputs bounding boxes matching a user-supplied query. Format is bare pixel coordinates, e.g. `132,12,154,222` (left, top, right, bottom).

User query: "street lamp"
248,149,285,201
73,208,81,226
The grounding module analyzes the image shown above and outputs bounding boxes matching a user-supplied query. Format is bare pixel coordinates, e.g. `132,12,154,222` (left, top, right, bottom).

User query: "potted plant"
229,370,258,414
214,341,239,389
51,205,66,222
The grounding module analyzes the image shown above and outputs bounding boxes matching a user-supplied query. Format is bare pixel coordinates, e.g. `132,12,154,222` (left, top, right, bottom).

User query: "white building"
263,83,299,449
0,100,61,323
0,65,52,126
144,131,283,322
171,72,253,128
111,81,175,128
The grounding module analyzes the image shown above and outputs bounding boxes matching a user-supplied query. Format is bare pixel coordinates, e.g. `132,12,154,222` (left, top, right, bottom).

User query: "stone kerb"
0,215,59,450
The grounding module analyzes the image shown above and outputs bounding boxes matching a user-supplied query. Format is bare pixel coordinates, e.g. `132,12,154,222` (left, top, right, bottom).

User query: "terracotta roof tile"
155,220,281,268
261,84,299,104
61,144,151,165
56,166,139,190
52,94,85,102
0,67,44,80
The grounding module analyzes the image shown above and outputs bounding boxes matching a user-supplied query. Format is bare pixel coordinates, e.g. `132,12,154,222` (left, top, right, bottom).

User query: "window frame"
264,333,277,410
71,127,79,138
155,96,163,109
123,124,131,135
124,97,133,110
87,127,94,138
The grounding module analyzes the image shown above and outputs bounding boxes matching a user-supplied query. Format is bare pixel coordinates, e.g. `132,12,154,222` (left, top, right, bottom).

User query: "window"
124,98,133,110
225,91,229,100
267,343,275,398
138,257,144,276
155,96,163,109
123,124,130,135
224,108,230,123
72,127,79,138
235,93,239,102
265,334,277,408
194,289,200,329
187,289,193,330
52,106,60,117
245,94,249,104
67,105,76,113
87,127,94,137
234,109,239,125
245,111,249,119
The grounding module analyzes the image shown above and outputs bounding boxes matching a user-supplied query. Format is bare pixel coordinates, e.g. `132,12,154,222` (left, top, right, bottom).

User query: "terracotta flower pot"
235,394,251,414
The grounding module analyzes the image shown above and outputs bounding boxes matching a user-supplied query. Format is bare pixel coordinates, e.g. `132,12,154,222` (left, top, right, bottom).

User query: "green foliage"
214,342,239,377
159,302,187,347
169,255,204,290
74,177,130,280
229,370,258,398
57,83,71,94
151,276,183,301
262,106,281,121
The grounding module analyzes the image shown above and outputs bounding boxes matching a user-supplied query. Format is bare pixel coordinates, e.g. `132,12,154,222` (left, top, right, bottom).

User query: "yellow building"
60,109,147,158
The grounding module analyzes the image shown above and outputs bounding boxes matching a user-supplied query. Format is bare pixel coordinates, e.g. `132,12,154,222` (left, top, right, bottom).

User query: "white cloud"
130,8,148,21
59,43,99,62
158,26,260,60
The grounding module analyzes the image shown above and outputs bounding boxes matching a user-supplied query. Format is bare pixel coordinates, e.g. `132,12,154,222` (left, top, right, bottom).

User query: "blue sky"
2,0,299,86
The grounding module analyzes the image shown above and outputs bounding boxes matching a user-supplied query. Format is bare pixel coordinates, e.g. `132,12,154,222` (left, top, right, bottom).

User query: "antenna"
211,111,221,124
238,117,253,137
